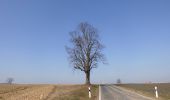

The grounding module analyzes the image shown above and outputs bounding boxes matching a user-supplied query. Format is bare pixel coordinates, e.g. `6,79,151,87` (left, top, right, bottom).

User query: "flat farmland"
117,83,170,100
0,84,98,100
0,84,54,100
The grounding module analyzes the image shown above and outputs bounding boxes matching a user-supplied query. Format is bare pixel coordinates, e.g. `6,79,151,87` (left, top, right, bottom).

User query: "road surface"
99,85,154,100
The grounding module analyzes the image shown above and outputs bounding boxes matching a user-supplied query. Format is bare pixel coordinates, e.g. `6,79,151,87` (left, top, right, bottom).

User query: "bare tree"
117,78,121,84
6,78,14,84
66,22,105,85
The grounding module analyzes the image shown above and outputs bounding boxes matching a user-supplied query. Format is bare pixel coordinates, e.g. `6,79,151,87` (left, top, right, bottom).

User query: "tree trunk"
85,71,91,85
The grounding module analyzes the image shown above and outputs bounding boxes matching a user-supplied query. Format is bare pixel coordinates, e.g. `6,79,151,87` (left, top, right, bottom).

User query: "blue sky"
0,0,170,84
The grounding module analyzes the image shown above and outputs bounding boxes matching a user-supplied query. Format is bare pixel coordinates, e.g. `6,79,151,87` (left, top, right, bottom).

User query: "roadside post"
99,85,101,100
155,86,159,98
88,86,91,98
40,94,43,99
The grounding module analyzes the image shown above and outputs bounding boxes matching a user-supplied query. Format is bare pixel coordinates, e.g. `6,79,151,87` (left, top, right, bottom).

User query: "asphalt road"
100,85,154,100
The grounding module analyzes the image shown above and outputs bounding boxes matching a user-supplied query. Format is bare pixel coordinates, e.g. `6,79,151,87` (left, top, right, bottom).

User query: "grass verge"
52,85,98,100
117,83,170,100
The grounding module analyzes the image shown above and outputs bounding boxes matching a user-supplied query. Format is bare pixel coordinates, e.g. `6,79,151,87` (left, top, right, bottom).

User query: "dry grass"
0,84,54,100
0,84,29,94
52,85,98,100
0,84,98,100
46,85,84,100
117,83,170,100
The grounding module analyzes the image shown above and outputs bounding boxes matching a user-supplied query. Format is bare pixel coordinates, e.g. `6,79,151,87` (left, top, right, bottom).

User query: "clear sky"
0,0,170,84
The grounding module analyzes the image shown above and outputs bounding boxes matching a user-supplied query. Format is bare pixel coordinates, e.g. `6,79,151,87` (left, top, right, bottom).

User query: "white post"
155,86,159,98
40,94,43,99
89,87,91,98
99,85,101,100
